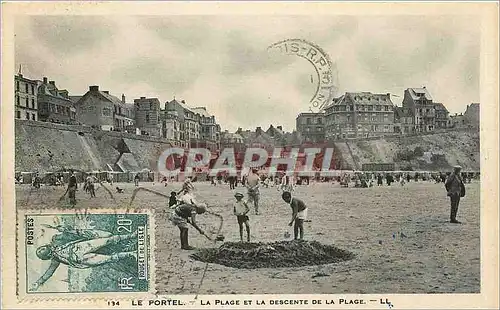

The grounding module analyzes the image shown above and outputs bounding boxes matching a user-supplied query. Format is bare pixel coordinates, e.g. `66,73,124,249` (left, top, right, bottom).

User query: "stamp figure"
23,212,151,294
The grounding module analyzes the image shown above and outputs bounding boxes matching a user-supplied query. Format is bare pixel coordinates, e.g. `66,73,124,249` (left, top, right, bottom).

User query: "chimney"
49,81,55,86
236,127,242,133
181,100,186,104
140,96,146,99
122,94,125,103
256,127,262,135
43,77,48,84
89,86,99,92
103,91,109,94
277,125,283,131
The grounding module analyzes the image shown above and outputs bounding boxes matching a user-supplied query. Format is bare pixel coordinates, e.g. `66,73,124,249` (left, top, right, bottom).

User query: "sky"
15,15,480,132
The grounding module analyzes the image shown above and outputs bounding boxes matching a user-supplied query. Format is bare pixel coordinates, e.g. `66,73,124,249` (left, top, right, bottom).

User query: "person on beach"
169,202,208,250
281,191,308,240
169,191,178,208
233,192,250,242
67,171,78,205
246,168,261,215
445,165,466,224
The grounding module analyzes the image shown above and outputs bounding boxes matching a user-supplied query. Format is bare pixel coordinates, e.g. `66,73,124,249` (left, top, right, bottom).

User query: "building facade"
75,86,134,131
434,102,449,129
14,74,38,121
402,87,436,133
393,106,415,134
192,107,221,151
464,103,480,128
296,112,325,143
325,92,395,139
220,131,245,152
162,110,183,147
37,77,76,124
134,97,162,137
164,99,221,151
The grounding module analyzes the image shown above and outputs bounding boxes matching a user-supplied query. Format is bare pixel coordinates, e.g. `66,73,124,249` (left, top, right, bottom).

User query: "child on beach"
281,191,308,240
233,192,250,242
169,191,178,208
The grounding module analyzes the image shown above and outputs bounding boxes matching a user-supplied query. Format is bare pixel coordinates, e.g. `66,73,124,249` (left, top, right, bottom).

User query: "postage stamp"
18,210,155,299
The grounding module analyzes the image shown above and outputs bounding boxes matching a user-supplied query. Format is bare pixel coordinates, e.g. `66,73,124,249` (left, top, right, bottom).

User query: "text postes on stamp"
19,210,153,298
267,38,338,112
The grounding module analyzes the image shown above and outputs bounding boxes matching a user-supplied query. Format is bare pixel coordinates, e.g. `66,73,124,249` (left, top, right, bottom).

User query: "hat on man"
234,192,244,198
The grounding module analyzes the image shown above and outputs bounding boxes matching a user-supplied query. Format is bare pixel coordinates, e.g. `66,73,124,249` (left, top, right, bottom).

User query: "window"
32,114,35,120
376,105,381,111
25,112,29,120
25,83,28,93
31,99,35,109
16,111,20,119
31,85,35,94
385,106,389,111
306,118,311,125
146,114,150,123
16,81,19,91
16,96,19,106
368,105,373,111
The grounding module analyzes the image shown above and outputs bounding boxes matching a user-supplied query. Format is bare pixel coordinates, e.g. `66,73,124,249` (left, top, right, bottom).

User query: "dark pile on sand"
190,240,355,269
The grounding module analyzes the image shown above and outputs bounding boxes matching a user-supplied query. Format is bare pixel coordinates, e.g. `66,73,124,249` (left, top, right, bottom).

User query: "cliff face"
15,121,480,173
15,120,172,172
333,129,480,171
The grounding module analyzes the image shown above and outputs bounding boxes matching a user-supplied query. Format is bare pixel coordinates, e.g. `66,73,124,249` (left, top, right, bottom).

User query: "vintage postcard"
1,1,498,309
18,210,153,299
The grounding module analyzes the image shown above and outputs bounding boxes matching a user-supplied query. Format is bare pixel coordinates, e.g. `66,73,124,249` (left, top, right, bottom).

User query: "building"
449,113,467,128
402,87,436,133
295,112,325,143
37,77,76,124
164,99,221,151
14,73,38,121
162,110,182,147
75,86,134,131
134,97,162,137
393,106,416,134
220,131,246,152
192,107,221,151
324,92,395,139
434,102,449,129
464,103,480,128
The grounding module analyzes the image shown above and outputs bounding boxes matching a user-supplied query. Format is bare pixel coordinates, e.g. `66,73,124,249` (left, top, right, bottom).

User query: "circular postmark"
267,38,337,112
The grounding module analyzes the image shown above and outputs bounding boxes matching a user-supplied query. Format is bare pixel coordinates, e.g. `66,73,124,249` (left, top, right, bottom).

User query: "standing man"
67,171,78,205
445,165,466,224
246,168,261,215
134,174,140,187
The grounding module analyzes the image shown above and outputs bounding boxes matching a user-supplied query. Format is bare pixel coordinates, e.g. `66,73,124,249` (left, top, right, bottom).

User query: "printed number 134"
108,300,120,306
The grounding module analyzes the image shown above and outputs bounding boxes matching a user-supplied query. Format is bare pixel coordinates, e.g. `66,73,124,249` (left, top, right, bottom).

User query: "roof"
192,107,211,118
166,99,195,113
345,92,393,105
408,87,433,101
434,102,448,112
69,96,82,104
99,92,133,109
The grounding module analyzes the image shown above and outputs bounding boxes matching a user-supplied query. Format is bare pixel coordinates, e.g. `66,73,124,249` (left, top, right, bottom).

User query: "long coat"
445,173,465,196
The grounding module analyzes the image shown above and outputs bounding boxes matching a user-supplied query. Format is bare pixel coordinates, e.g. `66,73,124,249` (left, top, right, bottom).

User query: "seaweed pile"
190,240,355,269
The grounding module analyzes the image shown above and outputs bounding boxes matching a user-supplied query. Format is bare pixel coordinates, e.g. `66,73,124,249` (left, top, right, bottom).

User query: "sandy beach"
16,180,480,295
